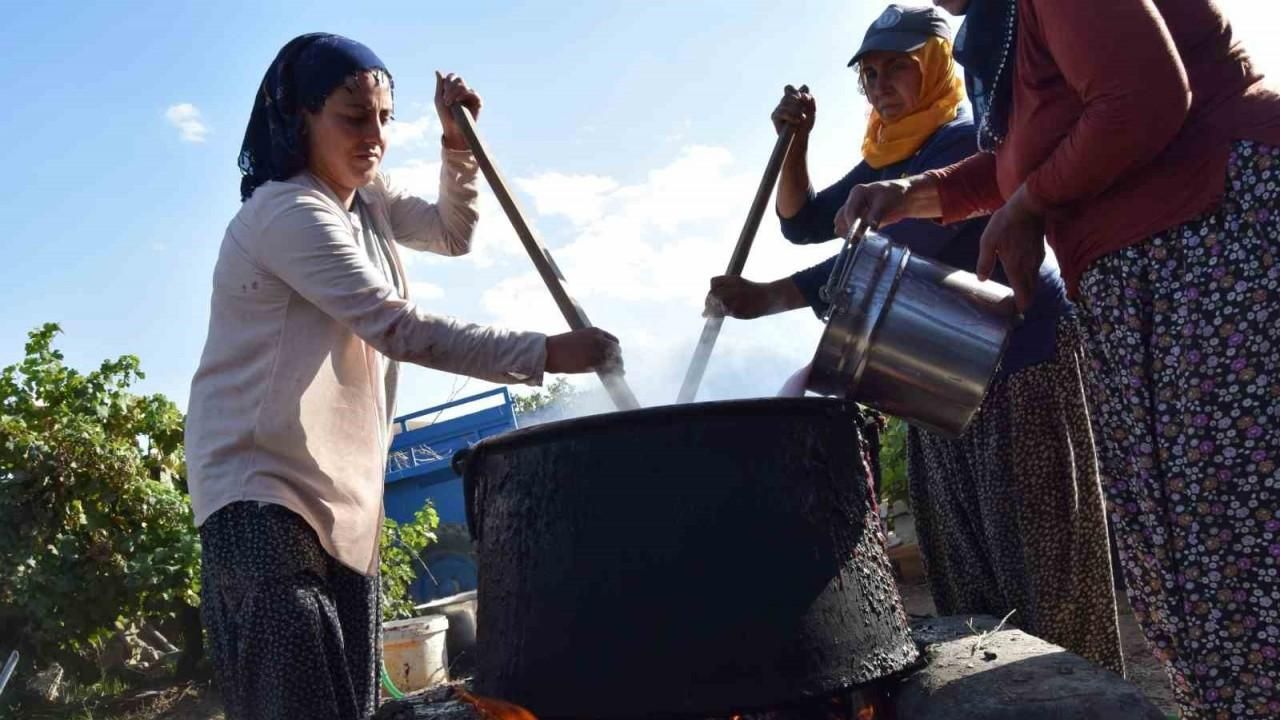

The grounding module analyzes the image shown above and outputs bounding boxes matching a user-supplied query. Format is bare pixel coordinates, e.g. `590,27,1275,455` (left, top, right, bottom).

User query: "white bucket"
383,614,449,694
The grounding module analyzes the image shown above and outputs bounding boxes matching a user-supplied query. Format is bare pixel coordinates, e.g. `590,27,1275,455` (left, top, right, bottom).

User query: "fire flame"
724,699,875,719
451,691,876,720
456,689,538,720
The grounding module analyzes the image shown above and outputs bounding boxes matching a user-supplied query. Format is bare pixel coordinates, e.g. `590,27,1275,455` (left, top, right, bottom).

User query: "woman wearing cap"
841,0,1280,716
185,34,621,719
706,4,1122,672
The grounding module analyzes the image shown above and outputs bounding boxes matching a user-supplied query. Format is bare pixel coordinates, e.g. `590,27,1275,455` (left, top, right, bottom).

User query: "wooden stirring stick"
675,127,795,404
449,105,640,412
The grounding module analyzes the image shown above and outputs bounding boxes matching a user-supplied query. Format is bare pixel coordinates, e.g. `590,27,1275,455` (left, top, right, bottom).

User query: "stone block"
894,616,1165,720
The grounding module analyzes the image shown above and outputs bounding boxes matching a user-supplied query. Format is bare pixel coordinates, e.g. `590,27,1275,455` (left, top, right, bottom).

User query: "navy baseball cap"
848,4,953,67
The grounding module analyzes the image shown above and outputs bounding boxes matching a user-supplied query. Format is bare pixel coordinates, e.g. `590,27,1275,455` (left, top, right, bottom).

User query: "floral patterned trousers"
1080,141,1280,719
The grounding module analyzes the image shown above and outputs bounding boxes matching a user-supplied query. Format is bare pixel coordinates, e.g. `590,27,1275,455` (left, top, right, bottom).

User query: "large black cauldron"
456,398,916,718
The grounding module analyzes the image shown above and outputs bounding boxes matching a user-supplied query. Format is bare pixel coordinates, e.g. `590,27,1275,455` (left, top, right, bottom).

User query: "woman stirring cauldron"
705,5,1123,673
841,0,1280,716
185,33,621,720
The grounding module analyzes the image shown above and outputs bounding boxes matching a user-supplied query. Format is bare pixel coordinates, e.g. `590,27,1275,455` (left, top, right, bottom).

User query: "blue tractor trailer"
383,388,518,602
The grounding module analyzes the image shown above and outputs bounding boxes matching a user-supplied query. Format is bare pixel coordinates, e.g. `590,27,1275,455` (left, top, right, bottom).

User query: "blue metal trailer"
384,388,517,602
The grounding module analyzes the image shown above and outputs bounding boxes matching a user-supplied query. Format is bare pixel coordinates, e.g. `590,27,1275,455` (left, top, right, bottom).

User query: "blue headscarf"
952,0,1017,152
238,33,391,201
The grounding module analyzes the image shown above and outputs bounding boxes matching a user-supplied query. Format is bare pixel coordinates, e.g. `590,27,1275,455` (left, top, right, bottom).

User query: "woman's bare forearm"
775,133,812,219
901,175,943,220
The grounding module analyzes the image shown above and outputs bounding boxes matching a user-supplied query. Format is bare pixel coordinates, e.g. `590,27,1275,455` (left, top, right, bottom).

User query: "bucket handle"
819,219,869,316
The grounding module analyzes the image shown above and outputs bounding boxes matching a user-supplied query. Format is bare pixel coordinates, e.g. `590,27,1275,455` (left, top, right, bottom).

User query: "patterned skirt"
1078,140,1280,719
200,502,382,720
908,315,1125,674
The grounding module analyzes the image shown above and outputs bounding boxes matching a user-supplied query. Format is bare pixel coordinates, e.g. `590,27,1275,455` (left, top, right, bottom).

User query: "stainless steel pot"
807,228,1017,437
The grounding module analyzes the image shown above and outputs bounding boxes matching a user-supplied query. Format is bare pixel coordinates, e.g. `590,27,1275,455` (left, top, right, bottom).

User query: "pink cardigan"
928,0,1280,295
185,149,547,574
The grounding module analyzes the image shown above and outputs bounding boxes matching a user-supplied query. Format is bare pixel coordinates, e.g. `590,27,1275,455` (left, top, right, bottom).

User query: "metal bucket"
807,230,1017,437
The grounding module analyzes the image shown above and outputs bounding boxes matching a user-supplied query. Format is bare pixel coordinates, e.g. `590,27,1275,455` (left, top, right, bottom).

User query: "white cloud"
409,281,445,300
383,158,443,198
505,143,828,308
514,172,619,226
385,112,437,150
387,136,834,407
165,103,209,143
479,273,563,333
474,141,834,406
613,145,743,233
382,158,527,270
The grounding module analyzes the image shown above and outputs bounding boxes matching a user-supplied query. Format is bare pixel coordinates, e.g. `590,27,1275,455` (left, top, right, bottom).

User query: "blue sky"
2,0,1277,416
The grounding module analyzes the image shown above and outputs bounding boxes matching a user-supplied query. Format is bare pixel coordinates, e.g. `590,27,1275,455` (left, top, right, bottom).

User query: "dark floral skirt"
200,502,381,720
1079,140,1280,719
908,315,1124,674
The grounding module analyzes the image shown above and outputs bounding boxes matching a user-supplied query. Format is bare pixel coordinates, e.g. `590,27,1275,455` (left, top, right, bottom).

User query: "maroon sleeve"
1023,0,1191,208
925,151,1004,224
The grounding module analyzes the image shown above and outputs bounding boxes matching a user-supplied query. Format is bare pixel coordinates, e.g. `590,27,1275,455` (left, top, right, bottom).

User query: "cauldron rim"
472,396,861,457
454,397,866,542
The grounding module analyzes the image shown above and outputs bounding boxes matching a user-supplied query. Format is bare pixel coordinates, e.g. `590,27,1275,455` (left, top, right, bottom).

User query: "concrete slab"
894,616,1166,720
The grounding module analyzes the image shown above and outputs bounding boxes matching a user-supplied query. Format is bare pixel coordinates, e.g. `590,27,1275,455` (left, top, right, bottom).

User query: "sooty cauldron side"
455,398,918,719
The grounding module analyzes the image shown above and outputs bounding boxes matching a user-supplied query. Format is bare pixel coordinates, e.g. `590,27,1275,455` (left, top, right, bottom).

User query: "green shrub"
0,324,198,680
379,505,439,620
878,416,910,511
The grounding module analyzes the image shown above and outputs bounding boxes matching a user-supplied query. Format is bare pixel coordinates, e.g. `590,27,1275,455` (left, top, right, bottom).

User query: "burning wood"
374,682,886,720
456,689,537,720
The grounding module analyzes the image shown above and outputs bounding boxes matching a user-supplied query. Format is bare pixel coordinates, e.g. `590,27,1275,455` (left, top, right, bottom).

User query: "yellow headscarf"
860,36,966,170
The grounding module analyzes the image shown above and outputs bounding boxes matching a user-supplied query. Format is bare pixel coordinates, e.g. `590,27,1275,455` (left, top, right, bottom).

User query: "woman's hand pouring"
545,328,624,375
834,179,918,237
436,71,483,151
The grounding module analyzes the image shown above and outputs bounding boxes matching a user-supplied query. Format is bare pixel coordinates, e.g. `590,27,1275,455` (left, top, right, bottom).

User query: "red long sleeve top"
928,0,1280,296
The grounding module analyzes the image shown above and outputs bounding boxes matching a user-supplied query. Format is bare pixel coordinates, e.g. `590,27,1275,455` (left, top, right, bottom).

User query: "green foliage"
379,504,439,621
511,377,579,416
0,323,447,689
0,324,199,680
878,416,910,510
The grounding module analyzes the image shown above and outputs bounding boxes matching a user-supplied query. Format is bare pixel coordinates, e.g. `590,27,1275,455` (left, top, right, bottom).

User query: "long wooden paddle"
450,105,641,411
675,127,796,404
